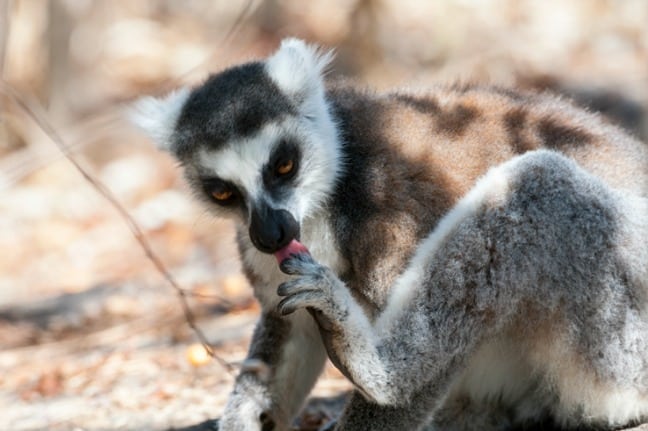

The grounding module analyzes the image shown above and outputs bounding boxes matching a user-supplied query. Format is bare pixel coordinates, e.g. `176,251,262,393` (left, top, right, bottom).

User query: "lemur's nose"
249,203,299,254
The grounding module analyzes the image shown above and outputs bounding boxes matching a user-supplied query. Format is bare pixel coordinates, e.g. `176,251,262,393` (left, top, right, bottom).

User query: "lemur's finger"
277,278,320,297
279,253,317,275
278,291,324,315
278,256,303,275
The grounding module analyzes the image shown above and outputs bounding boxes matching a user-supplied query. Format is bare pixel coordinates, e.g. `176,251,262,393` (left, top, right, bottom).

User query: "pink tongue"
274,239,310,264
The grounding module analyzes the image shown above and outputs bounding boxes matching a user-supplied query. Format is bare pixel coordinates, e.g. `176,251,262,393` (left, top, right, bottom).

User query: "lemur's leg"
277,152,618,429
220,308,327,431
334,389,440,431
277,154,576,426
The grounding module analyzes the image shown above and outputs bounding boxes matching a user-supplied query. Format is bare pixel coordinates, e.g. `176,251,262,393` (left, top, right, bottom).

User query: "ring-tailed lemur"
131,39,648,430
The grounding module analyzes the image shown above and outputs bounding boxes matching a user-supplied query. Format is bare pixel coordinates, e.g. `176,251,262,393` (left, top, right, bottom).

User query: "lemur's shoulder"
326,80,647,204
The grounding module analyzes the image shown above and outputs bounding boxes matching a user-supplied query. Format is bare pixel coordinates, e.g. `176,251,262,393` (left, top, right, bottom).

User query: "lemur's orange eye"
212,189,233,201
277,160,294,175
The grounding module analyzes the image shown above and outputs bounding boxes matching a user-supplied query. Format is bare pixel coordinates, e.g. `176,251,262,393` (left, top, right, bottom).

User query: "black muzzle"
249,202,300,253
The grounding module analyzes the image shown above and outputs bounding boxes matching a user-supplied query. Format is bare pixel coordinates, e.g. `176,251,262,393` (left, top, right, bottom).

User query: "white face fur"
196,114,339,224
130,38,343,252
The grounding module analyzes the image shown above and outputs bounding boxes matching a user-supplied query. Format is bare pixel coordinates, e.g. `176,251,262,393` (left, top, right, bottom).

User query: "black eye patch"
200,177,242,206
263,139,301,187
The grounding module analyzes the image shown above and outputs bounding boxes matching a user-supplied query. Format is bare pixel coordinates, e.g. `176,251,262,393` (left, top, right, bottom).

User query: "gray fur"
131,39,648,430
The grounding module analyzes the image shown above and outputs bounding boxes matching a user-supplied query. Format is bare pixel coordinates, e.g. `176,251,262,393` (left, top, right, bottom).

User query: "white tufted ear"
265,38,334,112
128,87,191,151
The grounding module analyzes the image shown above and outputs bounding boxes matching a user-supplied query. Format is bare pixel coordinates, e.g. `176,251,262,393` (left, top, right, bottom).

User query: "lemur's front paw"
219,404,275,431
220,373,277,431
277,254,348,318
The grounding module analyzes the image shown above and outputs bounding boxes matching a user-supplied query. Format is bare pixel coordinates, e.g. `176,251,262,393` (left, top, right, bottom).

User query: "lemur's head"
131,39,341,254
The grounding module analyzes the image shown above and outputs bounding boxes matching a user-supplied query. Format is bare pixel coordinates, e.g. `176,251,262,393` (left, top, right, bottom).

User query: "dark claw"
277,296,297,315
277,281,292,297
279,256,298,275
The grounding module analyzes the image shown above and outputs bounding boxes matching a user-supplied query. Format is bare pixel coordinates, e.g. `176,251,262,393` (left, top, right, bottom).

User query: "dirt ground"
1,1,648,430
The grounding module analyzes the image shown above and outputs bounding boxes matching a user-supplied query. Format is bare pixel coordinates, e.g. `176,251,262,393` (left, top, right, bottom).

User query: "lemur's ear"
128,87,191,151
265,38,334,113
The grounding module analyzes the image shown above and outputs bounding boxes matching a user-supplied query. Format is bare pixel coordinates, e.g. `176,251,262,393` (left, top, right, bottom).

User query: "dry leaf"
186,343,211,367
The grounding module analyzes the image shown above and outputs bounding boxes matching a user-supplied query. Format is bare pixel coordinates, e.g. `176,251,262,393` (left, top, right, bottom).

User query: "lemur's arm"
277,248,492,407
275,166,507,407
220,308,327,430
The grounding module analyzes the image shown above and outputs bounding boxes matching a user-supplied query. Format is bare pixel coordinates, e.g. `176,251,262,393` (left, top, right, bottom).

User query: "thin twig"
0,80,236,374
223,0,256,45
0,0,259,374
0,0,10,119
0,0,8,80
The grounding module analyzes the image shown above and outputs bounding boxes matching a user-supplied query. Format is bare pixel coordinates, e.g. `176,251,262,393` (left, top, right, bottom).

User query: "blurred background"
1,1,647,430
